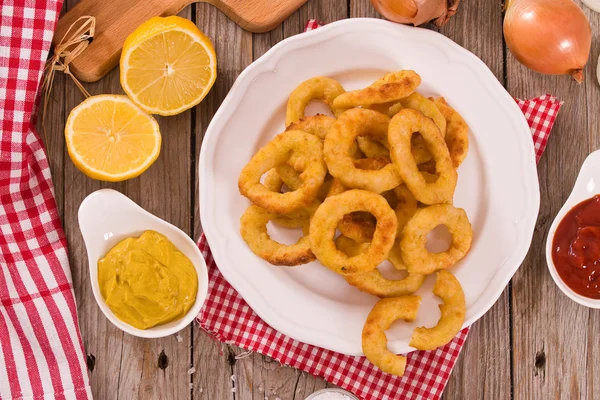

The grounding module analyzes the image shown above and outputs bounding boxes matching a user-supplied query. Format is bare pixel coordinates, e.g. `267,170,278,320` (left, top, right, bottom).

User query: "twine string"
42,16,95,131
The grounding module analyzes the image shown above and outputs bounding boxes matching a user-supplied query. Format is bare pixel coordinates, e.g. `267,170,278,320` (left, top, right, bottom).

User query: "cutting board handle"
52,0,307,82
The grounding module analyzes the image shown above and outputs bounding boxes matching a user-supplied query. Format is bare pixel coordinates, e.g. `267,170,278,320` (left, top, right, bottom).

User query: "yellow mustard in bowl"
98,230,198,330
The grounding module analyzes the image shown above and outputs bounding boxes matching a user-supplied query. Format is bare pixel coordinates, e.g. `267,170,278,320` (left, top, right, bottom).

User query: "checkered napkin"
195,21,563,400
0,1,91,399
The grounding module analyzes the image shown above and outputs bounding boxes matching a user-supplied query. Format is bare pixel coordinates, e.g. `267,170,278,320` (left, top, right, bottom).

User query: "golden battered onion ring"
358,135,435,165
393,184,418,236
362,296,421,376
400,204,472,274
240,205,315,266
263,165,302,193
263,168,324,227
398,93,448,164
327,157,394,243
285,114,336,140
268,165,333,203
337,236,426,297
368,102,396,115
309,190,397,275
272,200,320,228
324,109,401,193
433,98,469,168
333,70,421,109
286,77,345,126
238,130,327,214
409,270,465,350
326,178,346,197
388,109,457,204
356,136,390,158
400,93,447,136
418,159,437,175
387,102,404,116
338,212,377,244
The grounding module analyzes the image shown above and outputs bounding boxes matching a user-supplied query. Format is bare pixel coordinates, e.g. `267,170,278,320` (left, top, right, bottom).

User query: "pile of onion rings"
238,71,473,376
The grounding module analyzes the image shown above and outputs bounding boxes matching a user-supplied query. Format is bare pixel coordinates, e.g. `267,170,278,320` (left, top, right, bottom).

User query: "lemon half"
120,16,217,116
65,95,161,182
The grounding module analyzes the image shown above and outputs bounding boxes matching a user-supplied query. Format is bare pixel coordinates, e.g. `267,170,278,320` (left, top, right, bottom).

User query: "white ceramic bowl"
78,189,209,337
546,150,600,308
199,18,540,355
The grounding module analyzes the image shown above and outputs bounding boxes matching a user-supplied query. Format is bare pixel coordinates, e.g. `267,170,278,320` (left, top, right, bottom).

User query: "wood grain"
192,3,252,399
438,1,512,399
44,0,600,398
53,0,307,82
508,2,599,399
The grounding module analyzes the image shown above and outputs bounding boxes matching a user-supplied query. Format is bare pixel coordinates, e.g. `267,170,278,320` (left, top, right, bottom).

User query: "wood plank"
438,2,512,399
349,0,379,19
229,1,348,398
39,62,66,220
54,2,195,398
508,1,596,398
192,2,253,399
585,7,600,400
347,1,512,398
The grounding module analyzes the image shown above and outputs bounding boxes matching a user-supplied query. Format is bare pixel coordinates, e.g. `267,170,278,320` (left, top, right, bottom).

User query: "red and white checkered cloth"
0,1,91,399
194,20,563,400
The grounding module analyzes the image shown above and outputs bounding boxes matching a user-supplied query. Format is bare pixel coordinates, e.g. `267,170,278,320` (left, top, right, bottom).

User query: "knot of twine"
42,16,95,130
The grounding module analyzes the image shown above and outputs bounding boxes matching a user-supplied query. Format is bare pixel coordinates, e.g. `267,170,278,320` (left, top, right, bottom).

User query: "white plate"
199,18,539,356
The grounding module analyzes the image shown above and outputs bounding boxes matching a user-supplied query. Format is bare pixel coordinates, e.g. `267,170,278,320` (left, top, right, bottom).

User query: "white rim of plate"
199,18,540,355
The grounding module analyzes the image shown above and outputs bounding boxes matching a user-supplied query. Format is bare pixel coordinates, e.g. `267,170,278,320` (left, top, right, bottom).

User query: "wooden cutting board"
53,0,308,82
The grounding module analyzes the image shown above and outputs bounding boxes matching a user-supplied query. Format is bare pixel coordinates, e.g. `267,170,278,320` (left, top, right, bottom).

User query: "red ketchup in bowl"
552,195,600,299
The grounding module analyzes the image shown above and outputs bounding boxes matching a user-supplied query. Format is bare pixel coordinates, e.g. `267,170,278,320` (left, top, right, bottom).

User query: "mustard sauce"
98,230,198,329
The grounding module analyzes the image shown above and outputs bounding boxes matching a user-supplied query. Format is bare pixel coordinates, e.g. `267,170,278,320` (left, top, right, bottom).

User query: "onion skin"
504,0,592,83
370,0,461,27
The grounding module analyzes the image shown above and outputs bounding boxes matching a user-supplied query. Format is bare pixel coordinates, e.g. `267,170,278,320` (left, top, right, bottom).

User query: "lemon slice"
65,95,161,182
120,16,217,116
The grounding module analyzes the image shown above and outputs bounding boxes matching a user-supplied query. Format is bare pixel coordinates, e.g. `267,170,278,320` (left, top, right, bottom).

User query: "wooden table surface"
43,0,600,398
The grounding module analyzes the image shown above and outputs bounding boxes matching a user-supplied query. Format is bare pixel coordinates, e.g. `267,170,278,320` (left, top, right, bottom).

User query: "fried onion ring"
263,165,302,193
324,109,401,193
356,136,390,159
387,102,404,116
337,236,426,297
327,157,395,243
362,296,421,376
286,77,345,126
332,70,421,109
272,200,320,228
240,205,315,266
409,270,465,350
309,190,397,275
433,98,469,168
400,93,447,137
400,204,472,274
393,184,418,236
401,94,447,165
263,168,324,227
388,109,457,204
238,130,327,214
338,212,377,243
285,114,336,140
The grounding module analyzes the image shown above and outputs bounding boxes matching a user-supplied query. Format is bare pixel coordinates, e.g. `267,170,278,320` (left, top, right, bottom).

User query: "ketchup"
552,195,600,299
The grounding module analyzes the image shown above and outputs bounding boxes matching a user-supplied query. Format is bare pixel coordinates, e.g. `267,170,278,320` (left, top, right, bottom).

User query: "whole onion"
370,0,461,27
504,0,592,83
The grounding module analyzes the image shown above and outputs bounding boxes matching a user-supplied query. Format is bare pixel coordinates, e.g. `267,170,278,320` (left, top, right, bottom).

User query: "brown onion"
370,0,461,27
504,0,592,83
